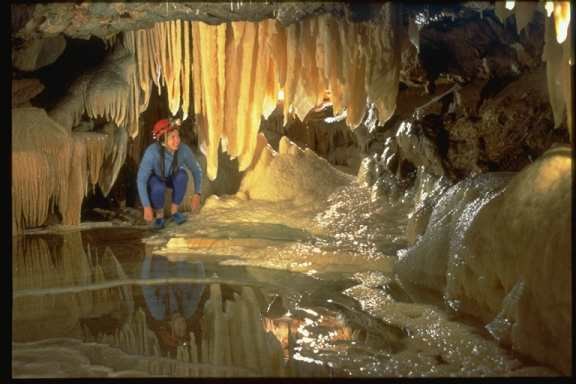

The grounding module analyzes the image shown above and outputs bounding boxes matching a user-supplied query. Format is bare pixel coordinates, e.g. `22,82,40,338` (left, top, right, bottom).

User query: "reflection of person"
137,117,203,230
141,254,206,350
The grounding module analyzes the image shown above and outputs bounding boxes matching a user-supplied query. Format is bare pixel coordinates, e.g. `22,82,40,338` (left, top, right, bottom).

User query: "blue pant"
147,169,188,210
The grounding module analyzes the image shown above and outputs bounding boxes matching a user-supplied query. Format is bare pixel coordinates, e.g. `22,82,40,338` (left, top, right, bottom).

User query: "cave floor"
12,183,559,377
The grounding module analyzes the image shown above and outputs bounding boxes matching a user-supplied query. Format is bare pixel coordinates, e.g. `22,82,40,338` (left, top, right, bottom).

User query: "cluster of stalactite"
12,107,126,234
124,4,402,180
12,108,72,233
494,1,573,139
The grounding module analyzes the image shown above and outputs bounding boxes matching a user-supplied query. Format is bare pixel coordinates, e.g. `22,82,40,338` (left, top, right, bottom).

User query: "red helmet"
152,117,181,140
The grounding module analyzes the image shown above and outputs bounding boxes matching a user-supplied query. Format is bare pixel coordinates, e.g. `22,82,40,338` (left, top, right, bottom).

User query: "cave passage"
11,1,572,379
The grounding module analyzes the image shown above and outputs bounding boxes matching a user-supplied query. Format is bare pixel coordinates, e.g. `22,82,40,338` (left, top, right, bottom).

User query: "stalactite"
268,19,287,95
61,135,87,225
75,132,108,193
238,20,269,171
292,18,319,122
283,22,301,126
543,11,568,133
191,21,207,154
223,22,245,156
345,23,368,128
171,20,180,114
12,108,73,233
11,152,55,232
367,3,401,126
99,122,128,197
197,21,224,180
136,29,152,113
181,20,191,121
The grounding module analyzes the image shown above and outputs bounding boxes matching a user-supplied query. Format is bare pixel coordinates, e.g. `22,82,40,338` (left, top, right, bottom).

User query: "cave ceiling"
12,1,486,41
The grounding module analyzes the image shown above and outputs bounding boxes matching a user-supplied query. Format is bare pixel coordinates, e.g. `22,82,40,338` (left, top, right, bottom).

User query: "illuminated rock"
396,146,572,374
238,134,353,203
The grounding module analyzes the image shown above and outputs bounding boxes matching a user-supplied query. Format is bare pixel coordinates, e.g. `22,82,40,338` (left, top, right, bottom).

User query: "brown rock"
12,78,44,107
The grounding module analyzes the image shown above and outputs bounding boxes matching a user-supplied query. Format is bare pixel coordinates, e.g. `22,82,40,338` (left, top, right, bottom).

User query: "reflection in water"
141,254,205,353
12,233,134,343
12,194,560,377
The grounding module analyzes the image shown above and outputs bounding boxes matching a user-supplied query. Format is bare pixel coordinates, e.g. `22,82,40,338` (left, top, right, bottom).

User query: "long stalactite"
123,7,405,181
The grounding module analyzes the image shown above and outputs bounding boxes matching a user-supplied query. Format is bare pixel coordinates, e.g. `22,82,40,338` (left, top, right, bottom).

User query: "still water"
12,183,558,377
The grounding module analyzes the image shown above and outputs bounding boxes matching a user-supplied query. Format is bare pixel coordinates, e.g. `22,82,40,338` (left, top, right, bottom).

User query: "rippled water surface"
12,183,558,377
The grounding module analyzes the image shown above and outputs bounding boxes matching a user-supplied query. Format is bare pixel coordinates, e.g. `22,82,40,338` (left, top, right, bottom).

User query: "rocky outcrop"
12,78,44,108
12,35,66,71
396,146,572,374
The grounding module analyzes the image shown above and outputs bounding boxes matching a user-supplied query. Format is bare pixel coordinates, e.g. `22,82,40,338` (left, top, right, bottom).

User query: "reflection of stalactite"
90,283,286,377
11,151,56,232
98,307,160,357
13,233,133,341
199,284,286,376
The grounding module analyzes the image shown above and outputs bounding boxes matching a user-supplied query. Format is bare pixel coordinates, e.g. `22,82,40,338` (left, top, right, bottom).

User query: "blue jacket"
137,142,203,207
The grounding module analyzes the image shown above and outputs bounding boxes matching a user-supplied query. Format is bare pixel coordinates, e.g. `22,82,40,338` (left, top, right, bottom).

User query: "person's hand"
190,193,201,214
143,206,154,223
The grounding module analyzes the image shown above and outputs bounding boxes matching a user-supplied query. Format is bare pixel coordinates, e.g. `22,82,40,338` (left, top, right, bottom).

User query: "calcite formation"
396,146,572,375
123,6,402,180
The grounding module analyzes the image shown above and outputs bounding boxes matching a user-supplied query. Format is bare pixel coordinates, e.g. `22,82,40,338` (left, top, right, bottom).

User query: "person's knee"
148,176,166,196
150,181,165,195
173,169,188,185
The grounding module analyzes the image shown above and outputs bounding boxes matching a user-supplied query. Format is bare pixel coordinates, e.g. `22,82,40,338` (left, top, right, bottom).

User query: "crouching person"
137,117,203,230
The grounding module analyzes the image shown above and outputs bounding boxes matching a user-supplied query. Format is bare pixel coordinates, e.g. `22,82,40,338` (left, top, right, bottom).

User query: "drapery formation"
124,4,402,180
12,108,121,234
